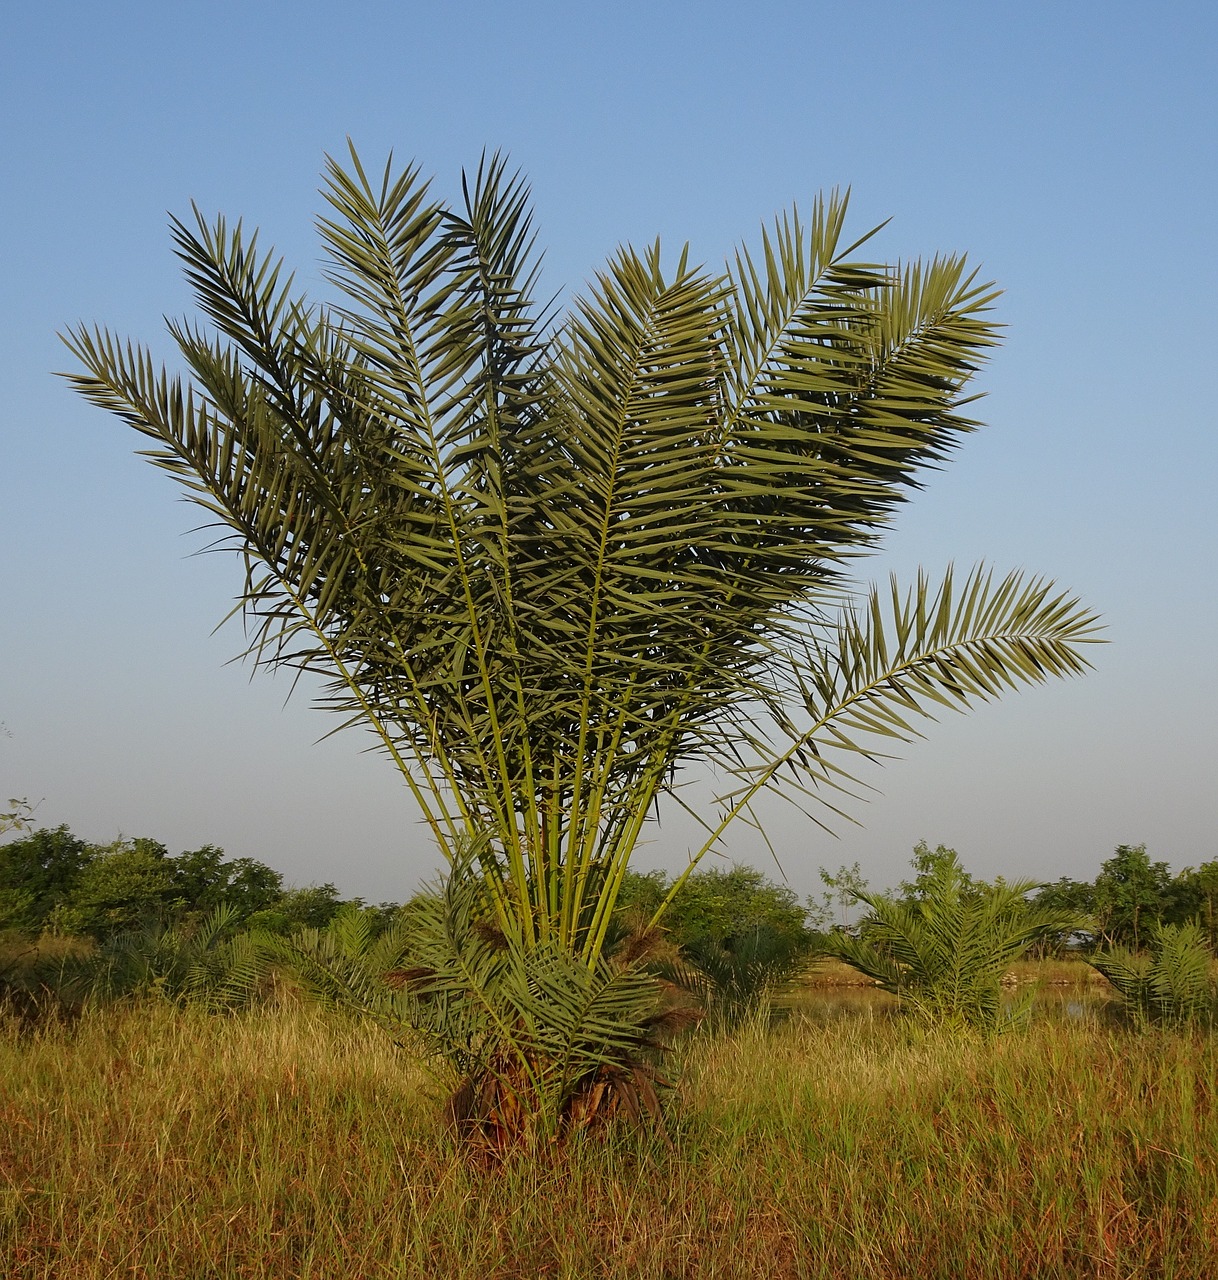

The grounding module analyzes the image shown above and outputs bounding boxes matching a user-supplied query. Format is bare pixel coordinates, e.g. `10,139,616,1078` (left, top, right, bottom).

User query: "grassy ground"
3,1001,1216,1278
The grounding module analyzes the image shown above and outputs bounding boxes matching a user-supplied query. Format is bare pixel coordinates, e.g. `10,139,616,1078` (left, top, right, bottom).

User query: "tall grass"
3,1002,1216,1278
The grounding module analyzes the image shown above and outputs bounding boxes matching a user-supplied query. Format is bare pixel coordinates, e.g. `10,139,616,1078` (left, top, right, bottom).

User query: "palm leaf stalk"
61,146,1100,1131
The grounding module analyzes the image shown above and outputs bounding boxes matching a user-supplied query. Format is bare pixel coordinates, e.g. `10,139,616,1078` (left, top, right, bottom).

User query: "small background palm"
50,904,269,1011
672,927,810,1029
1090,923,1216,1029
264,901,417,1027
822,851,1082,1029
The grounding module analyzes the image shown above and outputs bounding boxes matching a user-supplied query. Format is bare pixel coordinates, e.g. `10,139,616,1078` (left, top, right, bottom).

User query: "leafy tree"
0,887,36,934
899,841,974,903
1093,844,1172,950
1196,862,1218,948
1161,860,1218,946
0,826,91,931
165,843,228,910
612,870,670,920
664,865,813,1020
655,865,809,954
244,881,347,933
49,836,280,938
169,844,284,920
55,838,178,937
1033,876,1096,918
1,822,353,941
63,147,1099,1138
353,900,406,935
817,861,869,931
1030,876,1097,953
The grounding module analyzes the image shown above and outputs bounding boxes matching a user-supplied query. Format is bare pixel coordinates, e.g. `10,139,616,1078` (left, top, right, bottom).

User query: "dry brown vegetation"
3,1000,1216,1278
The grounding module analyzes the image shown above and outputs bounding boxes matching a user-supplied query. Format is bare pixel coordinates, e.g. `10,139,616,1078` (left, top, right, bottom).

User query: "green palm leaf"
1092,923,1215,1027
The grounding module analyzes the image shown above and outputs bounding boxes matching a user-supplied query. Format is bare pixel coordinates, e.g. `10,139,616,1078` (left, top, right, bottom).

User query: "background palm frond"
1091,923,1216,1028
822,851,1083,1029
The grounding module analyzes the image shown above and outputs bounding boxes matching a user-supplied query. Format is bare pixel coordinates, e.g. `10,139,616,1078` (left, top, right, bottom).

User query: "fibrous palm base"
447,1052,674,1159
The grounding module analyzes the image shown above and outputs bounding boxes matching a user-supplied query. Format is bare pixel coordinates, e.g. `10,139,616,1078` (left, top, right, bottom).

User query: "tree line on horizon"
0,826,376,940
3,823,1214,957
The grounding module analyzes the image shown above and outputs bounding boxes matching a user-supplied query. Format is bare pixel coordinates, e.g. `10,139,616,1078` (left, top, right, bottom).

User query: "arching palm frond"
681,565,1099,870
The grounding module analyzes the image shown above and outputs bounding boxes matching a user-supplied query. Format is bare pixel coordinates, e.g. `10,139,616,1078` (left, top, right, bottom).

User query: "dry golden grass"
801,956,883,986
3,1001,1216,1278
803,955,1108,989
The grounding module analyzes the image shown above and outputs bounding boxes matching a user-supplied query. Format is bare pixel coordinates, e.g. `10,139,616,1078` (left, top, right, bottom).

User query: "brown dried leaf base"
448,1057,673,1162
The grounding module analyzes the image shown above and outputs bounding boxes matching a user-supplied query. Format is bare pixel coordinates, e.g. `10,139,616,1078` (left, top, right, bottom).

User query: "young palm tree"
1091,923,1216,1029
821,852,1083,1029
62,146,1098,1137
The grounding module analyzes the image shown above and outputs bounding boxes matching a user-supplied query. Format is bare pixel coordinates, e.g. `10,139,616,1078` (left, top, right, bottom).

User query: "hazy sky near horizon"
3,1,1215,903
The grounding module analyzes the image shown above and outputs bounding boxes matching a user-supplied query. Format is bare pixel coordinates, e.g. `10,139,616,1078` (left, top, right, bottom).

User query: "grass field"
3,998,1216,1279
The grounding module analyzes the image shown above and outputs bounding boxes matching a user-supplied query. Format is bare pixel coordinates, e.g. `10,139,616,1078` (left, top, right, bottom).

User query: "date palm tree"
62,146,1098,1142
821,851,1084,1029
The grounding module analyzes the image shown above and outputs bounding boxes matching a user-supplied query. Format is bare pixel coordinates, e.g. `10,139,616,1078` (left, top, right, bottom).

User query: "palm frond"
1092,923,1215,1027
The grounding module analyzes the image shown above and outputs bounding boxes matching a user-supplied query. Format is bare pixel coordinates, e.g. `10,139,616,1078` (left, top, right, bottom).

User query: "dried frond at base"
448,1055,676,1161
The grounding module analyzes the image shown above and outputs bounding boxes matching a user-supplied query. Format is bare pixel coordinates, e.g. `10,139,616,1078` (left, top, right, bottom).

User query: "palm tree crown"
62,146,1099,966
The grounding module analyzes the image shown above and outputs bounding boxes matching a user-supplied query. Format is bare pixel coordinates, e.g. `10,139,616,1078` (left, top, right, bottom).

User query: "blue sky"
3,1,1215,902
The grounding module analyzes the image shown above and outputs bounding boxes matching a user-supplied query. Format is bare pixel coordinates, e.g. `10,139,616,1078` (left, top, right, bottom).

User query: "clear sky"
3,0,1215,903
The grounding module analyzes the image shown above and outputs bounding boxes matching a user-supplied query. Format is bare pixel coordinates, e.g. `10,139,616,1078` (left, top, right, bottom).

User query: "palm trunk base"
447,1057,673,1158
